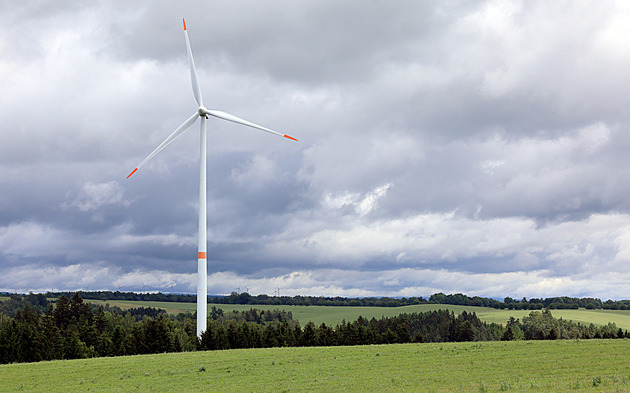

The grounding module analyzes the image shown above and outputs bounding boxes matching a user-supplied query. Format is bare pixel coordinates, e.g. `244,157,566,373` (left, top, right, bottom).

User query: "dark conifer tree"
143,314,173,353
40,312,64,360
199,321,216,350
501,326,515,341
315,322,336,346
63,326,90,359
53,295,72,330
111,325,127,356
301,321,316,346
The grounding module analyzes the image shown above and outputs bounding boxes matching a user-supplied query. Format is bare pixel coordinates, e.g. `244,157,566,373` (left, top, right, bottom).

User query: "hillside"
83,299,630,331
1,340,629,392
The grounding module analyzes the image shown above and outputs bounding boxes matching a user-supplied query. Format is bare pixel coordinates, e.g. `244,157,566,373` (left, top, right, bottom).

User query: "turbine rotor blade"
183,18,203,107
204,109,298,141
127,112,199,178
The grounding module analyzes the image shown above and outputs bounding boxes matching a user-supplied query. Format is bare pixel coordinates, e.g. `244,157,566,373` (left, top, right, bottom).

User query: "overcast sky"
1,1,630,300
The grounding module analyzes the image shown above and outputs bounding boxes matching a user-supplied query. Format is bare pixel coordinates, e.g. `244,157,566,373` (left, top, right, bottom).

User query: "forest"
1,293,628,365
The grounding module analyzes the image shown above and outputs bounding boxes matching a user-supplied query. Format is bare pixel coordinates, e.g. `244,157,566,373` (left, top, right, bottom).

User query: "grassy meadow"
84,299,630,330
85,300,481,325
1,339,629,392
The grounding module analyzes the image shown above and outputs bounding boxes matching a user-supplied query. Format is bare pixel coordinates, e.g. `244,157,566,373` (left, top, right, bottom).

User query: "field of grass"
85,300,498,325
1,339,629,392
84,299,630,331
85,299,199,315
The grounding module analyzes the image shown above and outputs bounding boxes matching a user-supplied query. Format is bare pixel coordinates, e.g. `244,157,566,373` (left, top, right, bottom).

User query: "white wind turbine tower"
127,19,297,338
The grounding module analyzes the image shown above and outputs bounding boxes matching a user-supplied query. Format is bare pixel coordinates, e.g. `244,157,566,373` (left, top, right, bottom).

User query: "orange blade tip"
126,168,138,179
183,18,187,30
284,134,298,141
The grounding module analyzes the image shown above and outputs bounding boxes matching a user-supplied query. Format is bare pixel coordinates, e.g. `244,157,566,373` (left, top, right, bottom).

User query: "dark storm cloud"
108,1,459,85
1,1,630,299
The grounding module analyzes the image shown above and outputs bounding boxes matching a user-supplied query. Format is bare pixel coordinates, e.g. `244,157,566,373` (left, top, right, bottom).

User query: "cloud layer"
1,1,630,299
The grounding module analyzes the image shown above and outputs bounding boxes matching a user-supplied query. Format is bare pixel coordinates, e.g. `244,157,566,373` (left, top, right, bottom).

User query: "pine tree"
63,327,90,359
143,315,173,353
53,295,72,330
301,321,317,346
501,326,515,341
111,325,127,356
40,313,64,360
199,322,216,350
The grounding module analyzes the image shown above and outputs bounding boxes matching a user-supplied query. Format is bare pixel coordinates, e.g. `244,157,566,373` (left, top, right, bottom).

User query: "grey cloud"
109,1,457,85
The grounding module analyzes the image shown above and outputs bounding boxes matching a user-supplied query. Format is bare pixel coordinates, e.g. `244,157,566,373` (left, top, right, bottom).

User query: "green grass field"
84,299,630,331
1,339,628,392
86,300,482,325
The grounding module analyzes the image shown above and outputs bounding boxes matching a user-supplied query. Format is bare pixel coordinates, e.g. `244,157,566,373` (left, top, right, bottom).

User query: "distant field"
84,300,496,326
1,340,629,392
84,299,630,330
86,299,198,315
475,308,630,331
0,296,57,302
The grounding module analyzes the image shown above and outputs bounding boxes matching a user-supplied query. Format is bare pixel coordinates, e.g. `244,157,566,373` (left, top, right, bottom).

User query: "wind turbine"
127,19,297,338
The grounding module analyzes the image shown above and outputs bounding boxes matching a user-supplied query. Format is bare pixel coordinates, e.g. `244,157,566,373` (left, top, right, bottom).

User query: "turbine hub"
198,106,208,116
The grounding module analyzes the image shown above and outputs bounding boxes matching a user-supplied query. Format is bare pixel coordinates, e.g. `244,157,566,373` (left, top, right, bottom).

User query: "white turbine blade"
183,18,203,107
127,112,199,178
204,109,298,141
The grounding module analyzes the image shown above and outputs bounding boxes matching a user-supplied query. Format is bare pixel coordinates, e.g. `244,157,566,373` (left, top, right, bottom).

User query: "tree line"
1,293,628,365
29,290,630,310
502,309,628,340
198,309,504,351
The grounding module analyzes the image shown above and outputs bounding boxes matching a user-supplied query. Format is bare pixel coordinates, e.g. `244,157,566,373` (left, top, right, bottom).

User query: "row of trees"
501,309,629,341
1,293,628,365
0,293,198,364
0,295,500,364
500,296,630,310
429,293,630,310
33,290,630,310
198,310,504,351
43,291,428,307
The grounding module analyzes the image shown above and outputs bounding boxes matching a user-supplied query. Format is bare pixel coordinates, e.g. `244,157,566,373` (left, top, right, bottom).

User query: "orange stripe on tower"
183,18,187,30
198,252,207,259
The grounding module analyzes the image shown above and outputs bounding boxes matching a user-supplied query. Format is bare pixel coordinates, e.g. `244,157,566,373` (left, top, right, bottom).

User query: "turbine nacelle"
198,106,209,119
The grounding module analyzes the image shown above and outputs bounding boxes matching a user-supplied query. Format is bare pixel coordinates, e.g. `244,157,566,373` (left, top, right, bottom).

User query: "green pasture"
85,300,493,325
2,339,629,392
84,299,630,330
85,299,198,315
